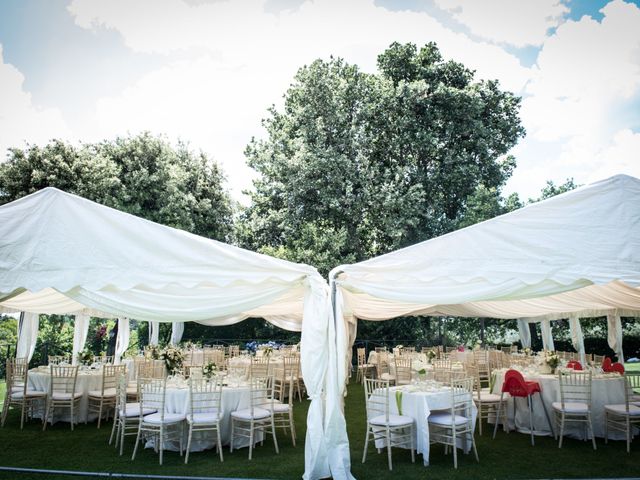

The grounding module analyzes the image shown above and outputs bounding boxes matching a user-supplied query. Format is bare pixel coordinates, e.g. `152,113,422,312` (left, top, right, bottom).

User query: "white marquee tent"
332,174,640,374
0,187,352,480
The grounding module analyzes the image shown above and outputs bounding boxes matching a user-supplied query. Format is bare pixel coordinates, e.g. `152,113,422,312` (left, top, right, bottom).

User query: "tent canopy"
0,187,322,330
333,174,640,323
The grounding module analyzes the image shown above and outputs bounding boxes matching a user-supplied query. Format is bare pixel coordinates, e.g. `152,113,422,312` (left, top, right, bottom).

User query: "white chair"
230,375,279,460
109,376,156,455
250,356,271,378
394,357,412,386
604,373,640,453
88,364,124,428
1,359,46,429
469,364,507,436
428,376,479,469
185,376,223,463
43,365,82,430
553,370,596,449
356,348,375,383
132,378,186,465
270,363,297,446
362,377,414,471
375,352,396,384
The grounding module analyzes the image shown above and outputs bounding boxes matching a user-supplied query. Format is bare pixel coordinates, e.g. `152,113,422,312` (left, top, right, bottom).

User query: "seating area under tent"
0,175,639,479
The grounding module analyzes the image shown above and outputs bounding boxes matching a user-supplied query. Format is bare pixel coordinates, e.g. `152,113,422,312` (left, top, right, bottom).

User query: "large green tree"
0,132,234,241
239,42,525,276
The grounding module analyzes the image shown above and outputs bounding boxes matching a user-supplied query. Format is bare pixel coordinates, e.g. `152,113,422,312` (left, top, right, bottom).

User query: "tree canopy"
238,42,525,276
0,132,234,241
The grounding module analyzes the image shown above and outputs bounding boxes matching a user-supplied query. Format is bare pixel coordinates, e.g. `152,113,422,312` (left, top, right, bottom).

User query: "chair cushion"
121,404,156,417
12,389,46,399
369,414,413,427
380,373,396,381
187,412,221,424
604,404,640,416
126,387,138,395
51,392,83,400
271,403,291,413
142,412,185,425
552,401,589,413
88,388,117,398
473,392,503,402
231,408,271,420
428,412,470,426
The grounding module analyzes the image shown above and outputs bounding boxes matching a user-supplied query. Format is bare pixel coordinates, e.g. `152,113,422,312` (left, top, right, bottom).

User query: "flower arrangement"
262,346,273,357
426,349,437,361
202,361,217,379
544,351,560,373
246,340,283,355
78,348,93,365
161,346,185,374
396,345,404,350
523,347,532,356
146,345,162,360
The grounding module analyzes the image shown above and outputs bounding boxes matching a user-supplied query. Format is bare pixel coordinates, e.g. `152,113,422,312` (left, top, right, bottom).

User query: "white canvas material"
71,313,90,366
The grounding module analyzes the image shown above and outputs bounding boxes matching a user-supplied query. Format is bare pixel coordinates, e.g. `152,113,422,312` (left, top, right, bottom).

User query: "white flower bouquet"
161,346,185,374
202,361,217,379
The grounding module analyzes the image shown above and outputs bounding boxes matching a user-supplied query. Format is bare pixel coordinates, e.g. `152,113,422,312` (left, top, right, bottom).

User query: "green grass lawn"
0,369,639,480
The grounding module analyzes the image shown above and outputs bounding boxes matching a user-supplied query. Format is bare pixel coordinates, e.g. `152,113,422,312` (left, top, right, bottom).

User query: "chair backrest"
449,376,474,420
558,370,592,408
6,359,28,398
48,355,68,365
188,376,222,416
102,364,126,393
374,346,387,353
394,357,412,385
228,345,240,358
502,369,530,397
250,356,270,378
50,365,79,395
140,378,167,419
151,359,166,378
357,348,366,366
248,375,273,416
626,371,640,395
363,377,390,423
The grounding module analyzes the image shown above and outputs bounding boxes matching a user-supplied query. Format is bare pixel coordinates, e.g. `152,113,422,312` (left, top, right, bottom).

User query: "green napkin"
395,390,403,415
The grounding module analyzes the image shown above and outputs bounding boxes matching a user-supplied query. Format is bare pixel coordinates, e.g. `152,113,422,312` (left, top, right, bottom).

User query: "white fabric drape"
540,320,555,351
607,314,624,363
114,317,130,364
149,321,159,346
16,312,39,362
170,322,184,345
568,316,586,366
71,313,91,365
517,319,531,349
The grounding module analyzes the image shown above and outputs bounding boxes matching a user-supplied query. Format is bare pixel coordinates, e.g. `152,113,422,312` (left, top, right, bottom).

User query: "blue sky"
1,0,639,201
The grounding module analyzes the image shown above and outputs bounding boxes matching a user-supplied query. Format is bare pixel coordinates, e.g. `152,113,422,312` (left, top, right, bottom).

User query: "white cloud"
433,0,569,47
0,45,72,158
67,0,533,200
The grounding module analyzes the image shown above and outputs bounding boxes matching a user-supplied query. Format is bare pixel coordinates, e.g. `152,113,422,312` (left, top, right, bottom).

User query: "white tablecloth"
371,385,477,465
146,381,257,452
492,369,629,440
28,367,104,424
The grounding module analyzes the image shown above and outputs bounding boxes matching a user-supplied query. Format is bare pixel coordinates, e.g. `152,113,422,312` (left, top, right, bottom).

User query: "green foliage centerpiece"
202,361,217,379
78,348,93,366
161,346,185,375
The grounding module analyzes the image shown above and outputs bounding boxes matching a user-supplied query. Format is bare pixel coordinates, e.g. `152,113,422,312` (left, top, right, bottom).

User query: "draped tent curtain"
114,318,130,364
517,319,531,349
71,313,91,365
569,316,586,366
540,319,555,351
170,322,184,345
149,321,160,346
607,314,625,362
16,312,39,362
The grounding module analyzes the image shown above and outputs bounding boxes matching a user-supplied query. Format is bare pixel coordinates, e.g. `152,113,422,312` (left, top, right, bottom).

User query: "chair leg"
119,419,127,456
185,424,192,464
386,427,393,471
587,413,596,450
271,417,279,454
230,419,235,453
131,424,142,460
527,396,534,446
217,425,224,462
42,401,50,431
289,413,296,446
493,394,504,439
558,413,565,448
362,425,370,463
109,413,118,445
248,422,254,460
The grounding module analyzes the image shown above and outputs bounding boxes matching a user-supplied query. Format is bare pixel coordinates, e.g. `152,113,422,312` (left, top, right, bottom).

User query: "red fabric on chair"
611,362,625,375
602,357,613,372
566,360,583,370
502,369,541,397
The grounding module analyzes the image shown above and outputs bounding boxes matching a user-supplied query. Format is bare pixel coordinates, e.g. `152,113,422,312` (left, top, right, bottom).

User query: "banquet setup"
1,175,640,479
2,342,303,465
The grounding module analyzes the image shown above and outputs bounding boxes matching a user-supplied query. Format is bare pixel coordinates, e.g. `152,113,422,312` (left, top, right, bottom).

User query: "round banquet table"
145,380,259,452
370,384,477,465
491,368,630,440
28,367,104,424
